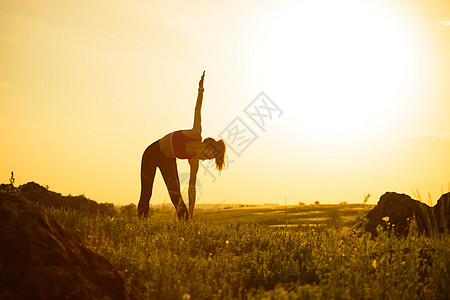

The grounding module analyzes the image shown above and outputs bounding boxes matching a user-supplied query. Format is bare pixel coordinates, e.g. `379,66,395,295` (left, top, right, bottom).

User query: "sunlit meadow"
51,206,449,299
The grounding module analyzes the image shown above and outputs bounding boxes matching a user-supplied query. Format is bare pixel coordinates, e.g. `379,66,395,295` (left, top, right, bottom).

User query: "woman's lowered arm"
188,158,199,218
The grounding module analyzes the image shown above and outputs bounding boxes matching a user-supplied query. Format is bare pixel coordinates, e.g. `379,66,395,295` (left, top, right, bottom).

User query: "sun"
259,0,422,143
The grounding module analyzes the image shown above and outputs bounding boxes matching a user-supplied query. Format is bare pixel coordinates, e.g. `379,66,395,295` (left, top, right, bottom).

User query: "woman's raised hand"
199,71,205,89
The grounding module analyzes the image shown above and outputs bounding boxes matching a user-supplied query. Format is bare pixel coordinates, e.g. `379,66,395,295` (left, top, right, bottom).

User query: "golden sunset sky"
1,0,449,206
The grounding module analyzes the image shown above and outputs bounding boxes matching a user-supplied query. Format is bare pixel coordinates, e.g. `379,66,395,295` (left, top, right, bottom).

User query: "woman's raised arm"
192,71,205,133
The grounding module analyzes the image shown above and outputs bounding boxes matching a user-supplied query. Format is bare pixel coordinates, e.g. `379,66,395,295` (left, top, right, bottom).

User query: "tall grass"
51,208,449,300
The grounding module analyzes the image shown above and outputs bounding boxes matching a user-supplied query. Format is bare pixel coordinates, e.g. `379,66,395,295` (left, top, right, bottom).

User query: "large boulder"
362,192,435,236
0,193,136,300
433,192,450,233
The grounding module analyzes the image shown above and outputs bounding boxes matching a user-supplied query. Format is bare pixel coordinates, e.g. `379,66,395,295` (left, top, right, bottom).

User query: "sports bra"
170,130,201,159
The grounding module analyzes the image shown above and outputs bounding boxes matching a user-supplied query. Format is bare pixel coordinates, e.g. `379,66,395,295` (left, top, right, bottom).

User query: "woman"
138,71,226,220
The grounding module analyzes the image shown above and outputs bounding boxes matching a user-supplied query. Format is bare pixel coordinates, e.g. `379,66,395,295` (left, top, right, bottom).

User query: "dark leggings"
137,141,188,220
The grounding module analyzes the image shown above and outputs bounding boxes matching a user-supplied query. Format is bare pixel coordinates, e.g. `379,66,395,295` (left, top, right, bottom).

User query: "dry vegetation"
51,205,449,299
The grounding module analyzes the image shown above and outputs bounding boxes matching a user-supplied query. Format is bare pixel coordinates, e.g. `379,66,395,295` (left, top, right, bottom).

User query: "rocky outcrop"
434,192,450,233
361,192,450,236
0,193,136,300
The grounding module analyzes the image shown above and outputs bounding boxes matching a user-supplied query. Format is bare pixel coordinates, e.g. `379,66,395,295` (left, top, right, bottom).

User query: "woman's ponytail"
214,139,226,171
203,138,226,171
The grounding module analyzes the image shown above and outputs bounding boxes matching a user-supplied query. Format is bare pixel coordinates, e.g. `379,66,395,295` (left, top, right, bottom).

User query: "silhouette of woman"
138,71,226,220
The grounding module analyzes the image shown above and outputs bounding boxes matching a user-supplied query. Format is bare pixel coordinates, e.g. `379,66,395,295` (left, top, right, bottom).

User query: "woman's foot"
176,204,189,221
137,203,149,218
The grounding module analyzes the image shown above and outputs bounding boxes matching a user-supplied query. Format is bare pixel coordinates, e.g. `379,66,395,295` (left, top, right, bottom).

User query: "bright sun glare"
260,0,421,143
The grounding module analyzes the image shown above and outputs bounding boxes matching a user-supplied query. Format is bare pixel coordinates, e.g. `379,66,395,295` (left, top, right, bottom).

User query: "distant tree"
314,200,320,206
339,201,347,205
9,171,15,186
0,171,18,196
298,201,306,206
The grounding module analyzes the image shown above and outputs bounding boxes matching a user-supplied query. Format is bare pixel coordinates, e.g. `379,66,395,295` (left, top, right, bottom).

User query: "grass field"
51,204,449,300
196,204,372,227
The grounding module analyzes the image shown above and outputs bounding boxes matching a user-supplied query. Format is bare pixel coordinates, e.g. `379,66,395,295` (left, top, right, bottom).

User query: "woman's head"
199,138,226,171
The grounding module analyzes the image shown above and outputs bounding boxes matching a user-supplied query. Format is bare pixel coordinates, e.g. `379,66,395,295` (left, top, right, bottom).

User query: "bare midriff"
158,133,175,158
158,130,202,159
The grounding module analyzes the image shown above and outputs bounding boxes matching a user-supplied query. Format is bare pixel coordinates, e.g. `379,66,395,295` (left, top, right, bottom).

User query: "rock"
0,193,136,300
361,192,435,236
433,192,450,233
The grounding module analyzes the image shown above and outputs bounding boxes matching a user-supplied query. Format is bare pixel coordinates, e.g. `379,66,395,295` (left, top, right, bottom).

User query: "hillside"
0,182,116,216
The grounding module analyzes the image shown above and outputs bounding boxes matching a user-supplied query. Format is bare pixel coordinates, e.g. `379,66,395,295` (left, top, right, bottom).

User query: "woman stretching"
138,71,226,220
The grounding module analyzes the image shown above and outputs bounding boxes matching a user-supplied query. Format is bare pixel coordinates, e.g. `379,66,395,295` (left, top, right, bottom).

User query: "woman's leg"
159,159,189,220
137,143,158,218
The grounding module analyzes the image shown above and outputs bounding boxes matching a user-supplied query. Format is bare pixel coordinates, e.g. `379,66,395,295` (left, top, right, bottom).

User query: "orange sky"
1,0,449,206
